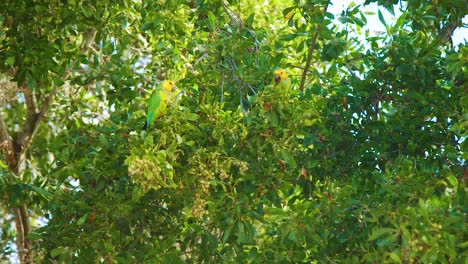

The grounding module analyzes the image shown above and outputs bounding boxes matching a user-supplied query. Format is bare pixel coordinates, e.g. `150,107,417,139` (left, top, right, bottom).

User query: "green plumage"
142,81,176,130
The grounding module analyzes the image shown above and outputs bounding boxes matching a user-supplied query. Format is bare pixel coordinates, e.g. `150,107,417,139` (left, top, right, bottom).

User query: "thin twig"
220,68,225,103
192,53,208,72
227,58,247,117
221,0,243,28
247,83,257,95
299,1,330,93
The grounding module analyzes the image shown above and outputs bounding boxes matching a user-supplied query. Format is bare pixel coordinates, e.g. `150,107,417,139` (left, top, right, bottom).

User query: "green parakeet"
273,69,291,94
142,80,177,130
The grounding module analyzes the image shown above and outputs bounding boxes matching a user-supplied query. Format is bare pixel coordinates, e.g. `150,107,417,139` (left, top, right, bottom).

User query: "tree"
0,0,466,262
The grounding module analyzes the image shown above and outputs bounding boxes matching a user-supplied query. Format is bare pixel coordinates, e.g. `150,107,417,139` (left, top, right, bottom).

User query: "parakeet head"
273,69,288,86
162,80,177,92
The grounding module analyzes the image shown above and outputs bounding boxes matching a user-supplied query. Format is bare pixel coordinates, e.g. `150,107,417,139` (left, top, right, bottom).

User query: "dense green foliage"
0,0,466,263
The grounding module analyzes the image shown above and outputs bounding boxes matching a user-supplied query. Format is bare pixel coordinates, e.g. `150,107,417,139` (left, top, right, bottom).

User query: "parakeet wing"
282,77,291,90
145,89,162,127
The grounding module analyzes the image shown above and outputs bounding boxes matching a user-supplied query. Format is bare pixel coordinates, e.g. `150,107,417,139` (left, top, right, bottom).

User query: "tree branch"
17,85,60,148
5,26,96,264
19,204,31,235
19,27,93,148
299,1,330,93
13,206,32,263
13,208,24,251
16,74,72,174
0,109,11,143
80,28,97,54
22,85,38,120
0,109,17,171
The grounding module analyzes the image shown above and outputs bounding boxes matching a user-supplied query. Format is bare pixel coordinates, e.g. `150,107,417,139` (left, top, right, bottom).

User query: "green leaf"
394,12,407,28
222,222,234,244
77,213,88,225
29,185,52,200
279,34,298,41
184,113,200,121
5,56,15,66
207,11,216,31
53,76,65,86
51,247,69,258
388,252,401,262
80,5,92,18
267,112,278,127
446,174,458,188
353,17,365,27
422,15,437,20
281,149,297,169
325,12,334,19
458,241,468,248
378,9,387,27
176,133,183,144
368,228,396,241
246,14,255,28
27,232,42,241
282,7,294,19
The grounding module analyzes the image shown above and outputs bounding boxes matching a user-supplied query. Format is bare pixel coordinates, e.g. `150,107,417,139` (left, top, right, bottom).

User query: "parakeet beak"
275,74,281,85
171,85,177,92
